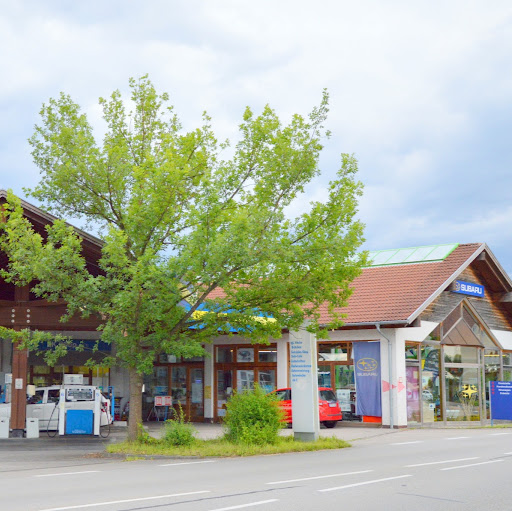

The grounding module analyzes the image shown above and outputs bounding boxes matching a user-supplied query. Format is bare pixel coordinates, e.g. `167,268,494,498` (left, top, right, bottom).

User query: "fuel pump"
57,386,111,436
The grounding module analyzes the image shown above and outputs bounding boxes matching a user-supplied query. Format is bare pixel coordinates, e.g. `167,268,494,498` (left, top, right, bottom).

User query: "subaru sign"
453,280,484,298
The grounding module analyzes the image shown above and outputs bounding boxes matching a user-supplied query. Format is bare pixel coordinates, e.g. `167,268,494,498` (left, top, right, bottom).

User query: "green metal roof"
366,243,459,267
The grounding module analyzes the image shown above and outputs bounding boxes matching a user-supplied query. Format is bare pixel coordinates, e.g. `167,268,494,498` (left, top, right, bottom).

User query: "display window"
316,342,360,421
214,344,277,419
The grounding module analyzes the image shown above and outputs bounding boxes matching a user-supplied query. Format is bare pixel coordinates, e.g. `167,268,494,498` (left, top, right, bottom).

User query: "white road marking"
490,432,511,436
445,436,470,440
406,457,479,468
440,460,504,471
159,460,216,467
208,500,279,511
391,441,423,445
504,452,512,455
266,470,372,485
36,471,101,478
38,490,210,511
319,475,412,492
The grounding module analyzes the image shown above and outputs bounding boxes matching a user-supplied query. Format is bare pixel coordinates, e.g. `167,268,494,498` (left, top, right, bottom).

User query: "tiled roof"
318,243,483,325
203,243,484,326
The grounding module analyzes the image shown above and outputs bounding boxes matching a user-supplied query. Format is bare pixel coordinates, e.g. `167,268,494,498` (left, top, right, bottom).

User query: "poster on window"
353,341,382,417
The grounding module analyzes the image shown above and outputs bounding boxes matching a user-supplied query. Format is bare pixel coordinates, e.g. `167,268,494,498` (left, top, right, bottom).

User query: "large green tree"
0,76,365,440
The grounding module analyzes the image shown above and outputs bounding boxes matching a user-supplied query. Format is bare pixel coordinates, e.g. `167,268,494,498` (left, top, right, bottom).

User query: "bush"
136,423,157,445
162,406,197,447
224,385,284,445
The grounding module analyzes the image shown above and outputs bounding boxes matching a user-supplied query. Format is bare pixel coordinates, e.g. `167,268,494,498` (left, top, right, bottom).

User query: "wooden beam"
500,293,512,303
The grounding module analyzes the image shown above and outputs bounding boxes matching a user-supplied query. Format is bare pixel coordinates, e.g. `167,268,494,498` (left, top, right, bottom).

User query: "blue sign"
490,381,512,421
453,280,485,298
353,342,381,417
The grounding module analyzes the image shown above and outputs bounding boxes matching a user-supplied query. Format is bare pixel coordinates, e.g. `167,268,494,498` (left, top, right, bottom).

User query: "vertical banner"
353,341,382,417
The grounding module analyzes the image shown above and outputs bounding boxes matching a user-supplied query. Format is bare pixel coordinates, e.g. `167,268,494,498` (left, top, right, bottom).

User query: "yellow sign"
204,386,212,399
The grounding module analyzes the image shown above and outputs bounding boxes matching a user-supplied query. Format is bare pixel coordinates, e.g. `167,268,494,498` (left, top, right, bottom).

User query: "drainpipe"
376,323,394,429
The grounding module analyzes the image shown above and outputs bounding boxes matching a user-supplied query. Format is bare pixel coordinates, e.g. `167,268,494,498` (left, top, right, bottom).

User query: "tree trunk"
128,367,144,442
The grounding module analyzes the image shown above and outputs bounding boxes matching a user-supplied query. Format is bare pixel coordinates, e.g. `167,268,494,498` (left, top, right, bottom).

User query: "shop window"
217,348,234,363
318,345,348,362
444,346,478,364
237,348,254,363
420,344,442,422
405,344,420,360
258,349,277,363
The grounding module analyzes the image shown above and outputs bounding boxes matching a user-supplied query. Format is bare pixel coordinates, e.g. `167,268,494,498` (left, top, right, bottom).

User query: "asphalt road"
1,427,512,511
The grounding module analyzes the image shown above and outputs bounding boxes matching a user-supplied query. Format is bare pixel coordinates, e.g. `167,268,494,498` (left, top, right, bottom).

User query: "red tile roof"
203,243,484,326
318,243,483,325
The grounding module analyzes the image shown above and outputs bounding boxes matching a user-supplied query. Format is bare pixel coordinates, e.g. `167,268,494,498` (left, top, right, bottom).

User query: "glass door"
171,366,204,421
445,366,481,421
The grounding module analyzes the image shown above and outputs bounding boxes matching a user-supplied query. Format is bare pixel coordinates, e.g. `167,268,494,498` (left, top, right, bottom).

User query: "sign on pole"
489,381,512,423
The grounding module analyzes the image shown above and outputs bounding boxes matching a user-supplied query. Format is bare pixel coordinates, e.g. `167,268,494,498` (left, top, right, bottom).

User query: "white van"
0,385,112,431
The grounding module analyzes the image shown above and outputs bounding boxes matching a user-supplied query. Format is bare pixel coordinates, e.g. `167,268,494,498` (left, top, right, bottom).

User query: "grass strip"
107,435,350,457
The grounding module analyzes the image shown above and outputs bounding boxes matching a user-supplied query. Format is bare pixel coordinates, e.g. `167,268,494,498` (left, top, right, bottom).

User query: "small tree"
0,76,365,441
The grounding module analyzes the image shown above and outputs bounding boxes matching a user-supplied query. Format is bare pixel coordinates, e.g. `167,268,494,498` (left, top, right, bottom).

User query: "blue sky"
2,1,512,272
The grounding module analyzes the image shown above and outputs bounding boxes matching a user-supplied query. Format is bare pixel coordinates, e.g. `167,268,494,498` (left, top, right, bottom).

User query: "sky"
1,1,512,272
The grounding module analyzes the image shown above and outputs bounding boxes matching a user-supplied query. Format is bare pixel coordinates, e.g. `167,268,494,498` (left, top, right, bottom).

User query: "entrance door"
171,366,204,421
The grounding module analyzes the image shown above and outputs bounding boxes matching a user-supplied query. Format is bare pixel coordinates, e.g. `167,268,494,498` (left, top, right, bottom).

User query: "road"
1,428,512,510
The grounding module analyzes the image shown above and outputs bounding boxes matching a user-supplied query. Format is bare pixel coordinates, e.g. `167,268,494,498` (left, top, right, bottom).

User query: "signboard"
489,381,512,421
289,326,320,441
336,389,351,412
353,342,382,417
453,280,485,298
155,396,172,407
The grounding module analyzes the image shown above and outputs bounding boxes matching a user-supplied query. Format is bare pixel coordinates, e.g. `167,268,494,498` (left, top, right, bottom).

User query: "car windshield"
319,389,337,402
275,389,290,401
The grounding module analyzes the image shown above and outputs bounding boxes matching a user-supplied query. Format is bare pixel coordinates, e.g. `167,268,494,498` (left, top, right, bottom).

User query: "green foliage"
108,435,350,457
224,385,284,445
162,406,197,447
0,75,366,430
136,423,157,445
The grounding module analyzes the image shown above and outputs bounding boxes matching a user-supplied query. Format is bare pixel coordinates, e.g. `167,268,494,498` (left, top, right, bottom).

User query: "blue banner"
490,381,512,420
353,342,382,417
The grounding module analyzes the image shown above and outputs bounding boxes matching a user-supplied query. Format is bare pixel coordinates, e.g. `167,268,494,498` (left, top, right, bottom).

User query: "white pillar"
379,328,407,428
289,324,319,441
277,337,288,388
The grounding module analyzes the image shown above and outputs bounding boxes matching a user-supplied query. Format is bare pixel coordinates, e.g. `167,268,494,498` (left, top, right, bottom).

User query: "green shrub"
162,405,197,447
224,385,284,445
136,423,157,445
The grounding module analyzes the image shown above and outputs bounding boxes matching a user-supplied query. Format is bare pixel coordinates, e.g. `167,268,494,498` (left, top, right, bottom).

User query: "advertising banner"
353,341,382,417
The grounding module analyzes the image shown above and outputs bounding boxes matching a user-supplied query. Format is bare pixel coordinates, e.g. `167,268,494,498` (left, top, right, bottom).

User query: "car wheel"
323,421,337,429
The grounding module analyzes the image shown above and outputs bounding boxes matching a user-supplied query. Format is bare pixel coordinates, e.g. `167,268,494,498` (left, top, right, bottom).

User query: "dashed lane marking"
406,457,479,468
319,475,412,492
36,471,101,478
266,470,372,485
37,490,210,511
207,500,279,511
440,460,504,471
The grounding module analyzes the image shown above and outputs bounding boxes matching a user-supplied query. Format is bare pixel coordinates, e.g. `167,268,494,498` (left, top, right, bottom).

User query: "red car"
274,387,342,428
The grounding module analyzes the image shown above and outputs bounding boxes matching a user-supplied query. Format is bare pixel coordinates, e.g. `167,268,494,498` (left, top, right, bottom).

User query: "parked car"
0,385,112,431
273,387,342,428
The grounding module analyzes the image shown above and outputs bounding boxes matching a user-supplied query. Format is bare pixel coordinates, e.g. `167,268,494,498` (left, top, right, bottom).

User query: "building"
1,192,511,429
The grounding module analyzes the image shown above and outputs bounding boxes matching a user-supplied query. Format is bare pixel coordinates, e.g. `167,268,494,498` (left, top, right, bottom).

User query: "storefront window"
217,369,233,417
445,367,480,421
258,349,277,363
444,346,479,364
406,366,421,422
421,345,441,422
237,348,254,363
318,345,349,362
258,370,276,393
217,348,234,363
